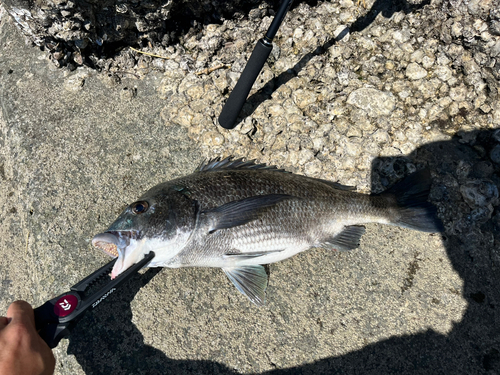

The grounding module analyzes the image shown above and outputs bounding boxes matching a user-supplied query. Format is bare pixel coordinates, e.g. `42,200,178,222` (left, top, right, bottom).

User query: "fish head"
92,187,196,278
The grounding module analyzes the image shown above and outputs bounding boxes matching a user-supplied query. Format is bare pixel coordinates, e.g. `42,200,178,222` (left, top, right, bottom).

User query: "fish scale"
92,157,443,306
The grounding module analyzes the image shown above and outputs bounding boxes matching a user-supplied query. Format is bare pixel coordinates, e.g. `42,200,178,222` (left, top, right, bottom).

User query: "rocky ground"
155,0,500,186
1,0,499,374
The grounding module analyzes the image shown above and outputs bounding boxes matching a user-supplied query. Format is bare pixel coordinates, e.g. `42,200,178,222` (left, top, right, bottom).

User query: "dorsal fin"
195,157,287,173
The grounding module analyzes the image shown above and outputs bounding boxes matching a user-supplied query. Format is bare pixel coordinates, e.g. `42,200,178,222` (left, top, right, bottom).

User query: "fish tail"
382,169,444,233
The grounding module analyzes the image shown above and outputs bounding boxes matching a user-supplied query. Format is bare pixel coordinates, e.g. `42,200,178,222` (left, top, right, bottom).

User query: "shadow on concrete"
232,0,430,127
262,128,500,374
67,128,500,374
66,268,237,374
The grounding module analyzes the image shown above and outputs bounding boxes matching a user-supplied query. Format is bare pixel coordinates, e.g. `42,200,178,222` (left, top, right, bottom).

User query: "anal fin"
321,225,366,251
222,265,268,306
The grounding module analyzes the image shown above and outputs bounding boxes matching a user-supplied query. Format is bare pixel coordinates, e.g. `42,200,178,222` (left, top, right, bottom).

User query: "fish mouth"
92,232,119,258
92,231,139,256
92,231,140,279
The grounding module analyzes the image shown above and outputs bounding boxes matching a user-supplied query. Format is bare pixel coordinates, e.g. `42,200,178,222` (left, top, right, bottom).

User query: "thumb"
6,301,36,329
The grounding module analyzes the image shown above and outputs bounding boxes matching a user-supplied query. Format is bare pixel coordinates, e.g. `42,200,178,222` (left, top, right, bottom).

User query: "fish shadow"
231,0,431,127
67,128,500,374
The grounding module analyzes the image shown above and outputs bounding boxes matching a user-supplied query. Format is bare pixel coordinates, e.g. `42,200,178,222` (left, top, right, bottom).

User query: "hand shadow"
262,128,500,374
232,0,431,127
66,268,237,375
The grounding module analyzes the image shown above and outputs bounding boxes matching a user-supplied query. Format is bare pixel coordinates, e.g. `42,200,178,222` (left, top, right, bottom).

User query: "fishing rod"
218,0,295,129
34,252,155,348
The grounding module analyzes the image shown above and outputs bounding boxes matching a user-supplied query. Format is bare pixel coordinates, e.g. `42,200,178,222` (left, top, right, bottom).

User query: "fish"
92,157,443,306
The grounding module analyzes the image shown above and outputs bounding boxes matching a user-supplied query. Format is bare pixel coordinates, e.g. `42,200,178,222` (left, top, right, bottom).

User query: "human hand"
0,301,55,375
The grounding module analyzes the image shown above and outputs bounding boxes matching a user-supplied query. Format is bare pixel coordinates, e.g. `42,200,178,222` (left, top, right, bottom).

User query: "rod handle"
218,39,273,129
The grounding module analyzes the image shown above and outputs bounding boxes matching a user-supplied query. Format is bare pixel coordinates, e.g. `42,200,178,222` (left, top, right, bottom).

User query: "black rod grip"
218,39,273,129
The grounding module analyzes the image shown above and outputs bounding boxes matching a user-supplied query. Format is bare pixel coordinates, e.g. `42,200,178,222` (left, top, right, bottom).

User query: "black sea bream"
92,158,443,305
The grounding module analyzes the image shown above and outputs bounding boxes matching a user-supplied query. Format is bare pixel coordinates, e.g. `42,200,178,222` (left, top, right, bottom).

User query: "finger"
0,316,10,328
6,301,36,329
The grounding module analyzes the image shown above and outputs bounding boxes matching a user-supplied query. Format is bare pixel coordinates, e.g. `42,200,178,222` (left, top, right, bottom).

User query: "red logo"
53,294,78,317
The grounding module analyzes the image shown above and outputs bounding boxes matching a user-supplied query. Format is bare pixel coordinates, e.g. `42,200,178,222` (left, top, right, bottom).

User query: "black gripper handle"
218,39,273,129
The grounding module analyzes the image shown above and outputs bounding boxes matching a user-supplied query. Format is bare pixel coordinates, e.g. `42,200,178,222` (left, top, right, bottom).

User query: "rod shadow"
67,128,499,374
232,0,431,127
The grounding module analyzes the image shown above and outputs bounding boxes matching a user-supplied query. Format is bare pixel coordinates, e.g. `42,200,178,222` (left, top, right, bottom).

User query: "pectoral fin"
204,194,292,233
222,265,268,306
321,225,366,251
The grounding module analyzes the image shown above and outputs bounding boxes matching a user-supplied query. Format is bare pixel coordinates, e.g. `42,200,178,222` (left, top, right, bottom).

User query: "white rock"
346,88,396,117
372,129,390,144
292,89,317,109
406,62,428,80
393,29,411,43
304,159,323,176
449,85,468,102
493,107,500,126
422,56,435,69
410,50,424,63
202,131,225,147
491,40,500,57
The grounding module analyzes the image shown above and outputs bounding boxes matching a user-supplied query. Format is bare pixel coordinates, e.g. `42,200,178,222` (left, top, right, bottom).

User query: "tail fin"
382,169,444,233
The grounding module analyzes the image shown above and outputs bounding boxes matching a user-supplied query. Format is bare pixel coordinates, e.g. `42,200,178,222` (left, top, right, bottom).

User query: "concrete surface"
1,4,499,375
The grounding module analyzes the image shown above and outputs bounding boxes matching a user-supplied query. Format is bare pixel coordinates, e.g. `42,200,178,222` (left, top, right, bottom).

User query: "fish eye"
131,201,149,214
